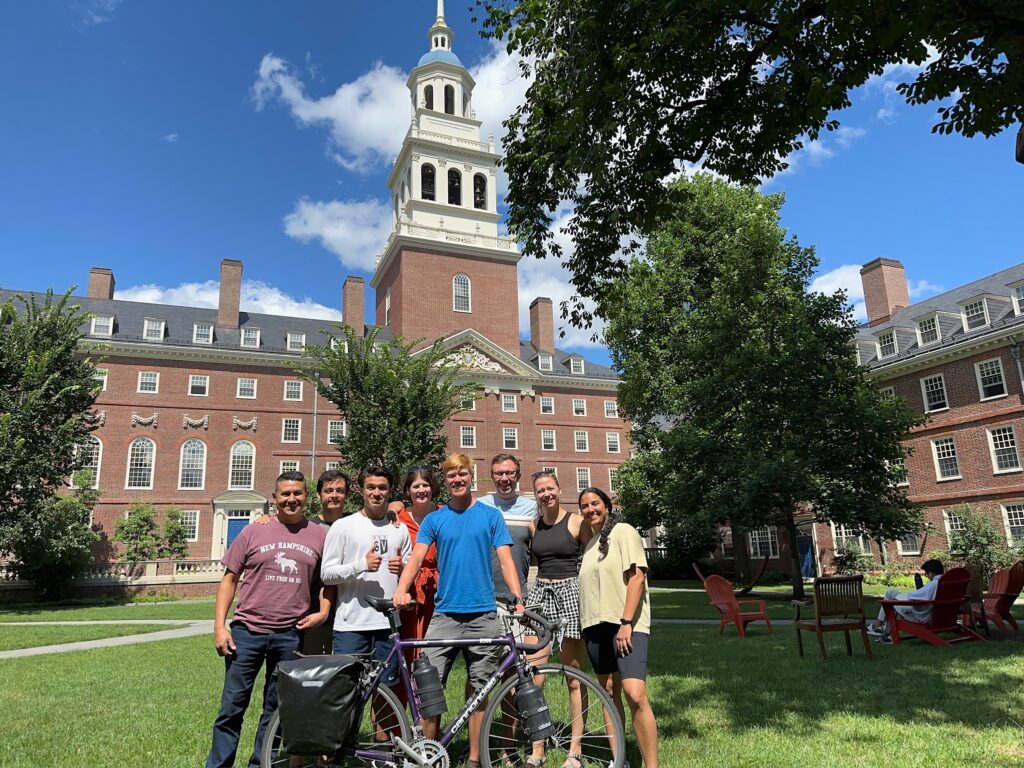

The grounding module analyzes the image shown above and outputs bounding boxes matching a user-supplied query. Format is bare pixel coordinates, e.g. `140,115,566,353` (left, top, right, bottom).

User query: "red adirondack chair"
881,566,983,647
703,574,773,638
971,561,1024,636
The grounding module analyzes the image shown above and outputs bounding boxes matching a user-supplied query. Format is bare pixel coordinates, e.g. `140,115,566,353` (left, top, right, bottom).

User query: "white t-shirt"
321,511,411,632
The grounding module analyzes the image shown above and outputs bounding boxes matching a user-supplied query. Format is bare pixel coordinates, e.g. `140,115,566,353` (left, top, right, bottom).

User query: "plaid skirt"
526,577,582,649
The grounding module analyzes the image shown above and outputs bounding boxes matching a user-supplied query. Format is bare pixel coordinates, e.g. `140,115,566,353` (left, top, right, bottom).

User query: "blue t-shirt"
417,500,513,613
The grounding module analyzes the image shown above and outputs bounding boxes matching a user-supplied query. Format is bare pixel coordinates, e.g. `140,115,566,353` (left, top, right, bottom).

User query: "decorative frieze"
131,413,158,428
232,416,258,432
183,415,209,430
84,410,106,427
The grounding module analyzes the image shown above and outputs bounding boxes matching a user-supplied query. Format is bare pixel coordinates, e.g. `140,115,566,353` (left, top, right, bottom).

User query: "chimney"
529,296,554,352
343,276,365,334
860,258,910,326
217,259,242,329
87,267,115,300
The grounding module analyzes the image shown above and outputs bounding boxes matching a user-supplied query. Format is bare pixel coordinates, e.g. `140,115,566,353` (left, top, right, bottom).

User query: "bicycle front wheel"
260,684,412,768
480,663,626,768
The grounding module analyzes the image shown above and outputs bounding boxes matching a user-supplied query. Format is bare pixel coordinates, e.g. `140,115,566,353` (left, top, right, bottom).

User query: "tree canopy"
477,0,1024,326
607,175,923,595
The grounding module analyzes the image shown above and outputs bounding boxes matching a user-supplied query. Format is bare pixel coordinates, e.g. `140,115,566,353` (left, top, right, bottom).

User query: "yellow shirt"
578,523,651,634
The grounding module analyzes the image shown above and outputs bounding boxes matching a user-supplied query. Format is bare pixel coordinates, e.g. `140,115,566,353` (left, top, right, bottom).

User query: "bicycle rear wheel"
260,685,411,767
480,664,626,768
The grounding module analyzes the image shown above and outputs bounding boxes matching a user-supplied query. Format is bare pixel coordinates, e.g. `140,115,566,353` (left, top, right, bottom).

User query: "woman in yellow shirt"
577,487,658,768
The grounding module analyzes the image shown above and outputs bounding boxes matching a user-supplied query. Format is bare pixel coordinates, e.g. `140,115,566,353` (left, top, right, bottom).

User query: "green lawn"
0,623,189,651
0,599,215,623
650,587,807,621
1,603,1022,767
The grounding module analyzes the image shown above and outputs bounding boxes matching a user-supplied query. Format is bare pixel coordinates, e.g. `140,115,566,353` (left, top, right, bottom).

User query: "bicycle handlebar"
512,608,554,654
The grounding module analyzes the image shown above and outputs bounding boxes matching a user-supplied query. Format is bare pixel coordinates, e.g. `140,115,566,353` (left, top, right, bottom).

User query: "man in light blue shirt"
478,453,537,606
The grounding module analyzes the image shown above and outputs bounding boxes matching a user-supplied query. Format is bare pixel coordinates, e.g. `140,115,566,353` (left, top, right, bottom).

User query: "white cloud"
908,278,944,301
77,0,123,26
862,44,940,123
115,279,342,320
283,198,393,273
766,125,868,184
161,133,179,143
810,264,867,322
252,54,409,172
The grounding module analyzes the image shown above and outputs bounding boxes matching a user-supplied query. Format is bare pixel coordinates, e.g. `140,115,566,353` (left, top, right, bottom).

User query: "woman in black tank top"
522,470,592,768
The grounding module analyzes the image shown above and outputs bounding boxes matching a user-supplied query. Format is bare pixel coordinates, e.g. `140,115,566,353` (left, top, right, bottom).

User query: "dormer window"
240,327,261,349
90,315,114,337
962,298,988,330
916,317,939,346
193,322,213,345
143,318,165,341
538,353,553,372
1011,282,1024,315
877,331,897,359
570,357,585,375
287,333,306,352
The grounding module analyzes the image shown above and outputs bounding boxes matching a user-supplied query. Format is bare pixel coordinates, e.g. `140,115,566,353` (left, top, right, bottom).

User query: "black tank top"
533,511,580,580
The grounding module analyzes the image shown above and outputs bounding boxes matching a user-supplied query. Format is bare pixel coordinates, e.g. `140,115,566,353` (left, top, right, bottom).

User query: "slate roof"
518,341,619,380
855,262,1024,368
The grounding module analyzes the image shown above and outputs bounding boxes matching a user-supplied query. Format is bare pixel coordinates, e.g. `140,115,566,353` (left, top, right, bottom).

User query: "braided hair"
578,486,618,558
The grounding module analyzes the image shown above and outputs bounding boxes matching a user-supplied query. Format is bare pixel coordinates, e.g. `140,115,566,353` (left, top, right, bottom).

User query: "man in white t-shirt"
869,559,945,639
321,466,411,686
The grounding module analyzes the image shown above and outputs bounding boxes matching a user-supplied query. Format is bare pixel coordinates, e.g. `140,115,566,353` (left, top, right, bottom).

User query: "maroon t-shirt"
222,517,328,633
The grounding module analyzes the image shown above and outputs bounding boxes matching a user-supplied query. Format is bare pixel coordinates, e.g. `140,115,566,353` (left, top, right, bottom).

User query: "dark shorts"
582,623,650,681
422,611,502,693
333,629,400,687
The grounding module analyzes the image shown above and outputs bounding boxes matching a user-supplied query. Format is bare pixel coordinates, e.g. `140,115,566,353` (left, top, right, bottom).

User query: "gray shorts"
423,611,502,694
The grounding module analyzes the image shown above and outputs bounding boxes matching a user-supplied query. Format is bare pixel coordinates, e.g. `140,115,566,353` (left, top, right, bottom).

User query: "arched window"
385,288,391,326
444,84,455,115
229,441,255,490
424,85,433,111
401,180,408,204
473,173,487,210
421,163,436,201
453,273,471,313
178,439,206,490
74,435,102,489
126,437,155,489
448,168,461,206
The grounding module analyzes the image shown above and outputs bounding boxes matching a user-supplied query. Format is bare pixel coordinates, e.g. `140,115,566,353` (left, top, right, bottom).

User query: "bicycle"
260,596,626,768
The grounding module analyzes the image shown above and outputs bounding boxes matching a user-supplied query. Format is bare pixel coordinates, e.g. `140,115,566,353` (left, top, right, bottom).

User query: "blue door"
226,518,248,549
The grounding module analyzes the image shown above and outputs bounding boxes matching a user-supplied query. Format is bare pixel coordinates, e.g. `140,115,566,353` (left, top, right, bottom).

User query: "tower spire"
428,0,454,52
436,0,445,21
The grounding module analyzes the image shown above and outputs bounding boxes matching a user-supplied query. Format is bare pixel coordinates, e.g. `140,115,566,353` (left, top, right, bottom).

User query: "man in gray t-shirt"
478,454,536,604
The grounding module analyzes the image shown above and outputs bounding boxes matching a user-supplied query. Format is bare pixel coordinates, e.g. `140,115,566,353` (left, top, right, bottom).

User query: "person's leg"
559,637,587,759
421,613,459,741
620,678,658,768
875,589,901,626
372,629,403,740
206,623,267,768
465,611,502,765
247,628,300,768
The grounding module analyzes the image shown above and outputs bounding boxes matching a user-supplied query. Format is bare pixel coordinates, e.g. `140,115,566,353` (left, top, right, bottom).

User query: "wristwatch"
620,618,632,626
513,596,524,606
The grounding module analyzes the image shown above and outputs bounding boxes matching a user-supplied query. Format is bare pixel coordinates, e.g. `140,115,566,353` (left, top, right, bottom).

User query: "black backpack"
276,654,367,756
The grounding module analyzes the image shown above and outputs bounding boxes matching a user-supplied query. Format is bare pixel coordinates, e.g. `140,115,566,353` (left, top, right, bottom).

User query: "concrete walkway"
0,620,213,659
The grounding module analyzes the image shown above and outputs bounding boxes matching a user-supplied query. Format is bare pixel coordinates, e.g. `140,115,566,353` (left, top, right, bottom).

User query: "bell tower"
371,0,521,353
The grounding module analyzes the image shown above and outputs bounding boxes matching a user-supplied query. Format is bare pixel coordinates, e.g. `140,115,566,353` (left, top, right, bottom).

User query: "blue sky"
1,1,1021,367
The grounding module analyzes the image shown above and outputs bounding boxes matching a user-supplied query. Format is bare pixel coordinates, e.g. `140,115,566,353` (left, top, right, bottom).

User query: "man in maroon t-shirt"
206,471,330,768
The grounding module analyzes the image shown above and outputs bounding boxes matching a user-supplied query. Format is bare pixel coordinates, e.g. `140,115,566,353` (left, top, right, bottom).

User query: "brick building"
812,258,1024,570
0,5,628,565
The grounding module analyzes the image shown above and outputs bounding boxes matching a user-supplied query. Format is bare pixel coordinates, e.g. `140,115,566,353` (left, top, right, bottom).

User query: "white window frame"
606,432,621,453
284,380,304,401
576,467,591,492
236,377,257,399
572,398,587,417
541,429,556,451
179,509,200,542
896,531,922,556
920,373,948,413
280,460,300,474
188,374,209,397
241,327,261,349
90,315,114,337
229,441,255,490
72,436,103,490
471,463,478,491
125,436,156,490
177,439,207,491
961,298,989,331
974,358,1007,401
137,371,160,394
460,394,476,411
574,430,590,452
540,397,555,415
385,289,391,326
570,357,585,375
287,333,306,352
942,509,967,553
604,400,619,418
453,274,472,313
891,455,909,487
876,330,897,359
542,466,558,478
1001,503,1024,547
748,526,780,559
831,523,871,554
503,427,519,450
501,394,518,413
93,368,108,392
878,385,895,397
916,315,940,346
192,322,213,345
931,436,961,481
143,318,165,341
328,419,347,443
324,460,341,471
1012,282,1024,315
538,353,553,372
460,425,477,449
281,418,302,443
987,425,1022,474
608,468,619,493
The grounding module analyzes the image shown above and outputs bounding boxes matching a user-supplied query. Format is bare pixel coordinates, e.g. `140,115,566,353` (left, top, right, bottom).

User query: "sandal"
524,758,545,768
561,753,584,768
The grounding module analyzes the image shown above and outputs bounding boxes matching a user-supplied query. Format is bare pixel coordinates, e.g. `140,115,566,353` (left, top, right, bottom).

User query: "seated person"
868,559,944,637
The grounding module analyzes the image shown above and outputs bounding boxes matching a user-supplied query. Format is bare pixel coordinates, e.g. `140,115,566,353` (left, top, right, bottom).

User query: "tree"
946,505,1019,581
299,326,476,497
159,507,190,560
0,291,101,596
476,0,1024,327
607,175,923,598
114,502,163,564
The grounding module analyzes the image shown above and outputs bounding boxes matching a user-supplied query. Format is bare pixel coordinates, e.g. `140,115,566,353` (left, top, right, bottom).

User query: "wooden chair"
702,574,773,638
970,561,1024,636
960,564,991,637
793,574,872,659
880,566,984,647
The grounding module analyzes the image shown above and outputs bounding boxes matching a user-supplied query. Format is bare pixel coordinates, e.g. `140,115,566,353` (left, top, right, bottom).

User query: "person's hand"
365,547,382,572
214,625,236,657
387,555,403,575
615,623,633,657
514,598,525,614
297,610,328,630
253,515,272,526
394,589,411,609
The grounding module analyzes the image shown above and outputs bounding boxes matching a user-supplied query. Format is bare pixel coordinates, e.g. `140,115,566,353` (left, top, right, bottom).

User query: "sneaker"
866,624,884,637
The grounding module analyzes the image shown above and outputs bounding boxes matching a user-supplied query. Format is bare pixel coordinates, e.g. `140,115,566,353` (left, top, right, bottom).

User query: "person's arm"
394,541,429,607
298,584,334,630
573,510,593,548
321,525,380,584
495,545,524,612
213,571,240,656
616,564,647,655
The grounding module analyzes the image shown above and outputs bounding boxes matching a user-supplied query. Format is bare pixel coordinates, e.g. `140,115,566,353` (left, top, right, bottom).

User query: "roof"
518,341,620,380
417,49,463,68
855,262,1024,367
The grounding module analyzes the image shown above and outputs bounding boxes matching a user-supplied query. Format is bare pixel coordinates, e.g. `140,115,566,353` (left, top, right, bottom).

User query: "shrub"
832,544,876,574
945,506,1018,581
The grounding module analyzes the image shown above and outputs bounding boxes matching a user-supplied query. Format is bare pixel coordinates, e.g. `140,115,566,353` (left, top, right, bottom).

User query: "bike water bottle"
412,656,448,718
515,680,555,741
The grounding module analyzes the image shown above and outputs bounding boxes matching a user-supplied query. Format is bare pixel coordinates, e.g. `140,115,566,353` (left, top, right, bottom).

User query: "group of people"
205,452,658,768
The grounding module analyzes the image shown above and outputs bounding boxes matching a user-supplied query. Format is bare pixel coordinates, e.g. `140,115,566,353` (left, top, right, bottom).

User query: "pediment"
428,329,537,378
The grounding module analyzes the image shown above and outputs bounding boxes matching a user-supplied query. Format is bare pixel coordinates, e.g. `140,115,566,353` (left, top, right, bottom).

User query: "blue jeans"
206,622,300,768
333,628,400,686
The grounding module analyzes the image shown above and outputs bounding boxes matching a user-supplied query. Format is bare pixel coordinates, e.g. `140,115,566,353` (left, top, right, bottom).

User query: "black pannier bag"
276,654,367,756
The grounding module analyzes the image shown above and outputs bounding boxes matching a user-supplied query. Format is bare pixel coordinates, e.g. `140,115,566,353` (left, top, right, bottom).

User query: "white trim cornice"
866,322,1024,380
79,339,312,369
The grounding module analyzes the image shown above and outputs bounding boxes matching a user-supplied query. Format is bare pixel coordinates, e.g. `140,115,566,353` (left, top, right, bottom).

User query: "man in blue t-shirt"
395,452,524,768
